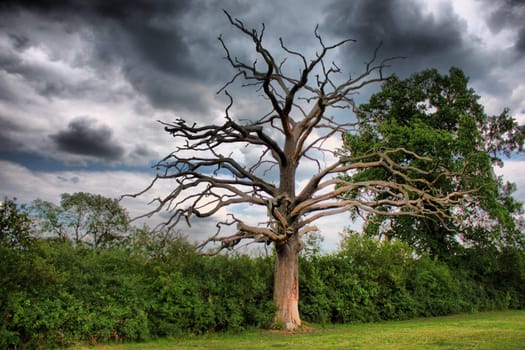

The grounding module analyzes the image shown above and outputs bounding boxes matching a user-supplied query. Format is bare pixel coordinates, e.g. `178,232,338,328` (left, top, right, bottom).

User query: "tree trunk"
273,233,303,330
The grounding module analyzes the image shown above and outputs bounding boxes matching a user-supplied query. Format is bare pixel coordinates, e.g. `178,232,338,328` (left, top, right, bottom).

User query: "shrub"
1,231,523,348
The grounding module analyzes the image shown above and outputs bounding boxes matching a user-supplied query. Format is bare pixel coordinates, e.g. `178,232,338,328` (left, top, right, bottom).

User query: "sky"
1,0,524,251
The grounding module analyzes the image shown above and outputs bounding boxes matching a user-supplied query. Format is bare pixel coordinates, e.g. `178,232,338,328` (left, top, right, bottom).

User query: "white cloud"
494,160,525,201
0,160,147,203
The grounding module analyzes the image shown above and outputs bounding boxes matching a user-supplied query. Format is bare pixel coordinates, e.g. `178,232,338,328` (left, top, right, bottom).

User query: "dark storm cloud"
0,43,103,101
0,0,315,117
49,117,124,161
0,0,214,111
56,175,79,184
7,33,30,51
131,145,155,158
478,0,525,55
86,1,200,79
517,27,525,53
0,0,190,19
122,65,214,114
483,0,524,32
0,74,21,103
129,144,158,163
0,48,64,99
323,0,472,77
0,115,24,152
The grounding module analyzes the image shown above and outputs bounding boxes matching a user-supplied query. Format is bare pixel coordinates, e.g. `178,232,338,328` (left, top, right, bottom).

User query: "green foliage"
449,245,525,310
30,192,129,248
125,225,195,262
301,230,325,258
408,256,464,316
1,208,524,348
343,68,525,256
0,197,32,249
0,227,275,348
299,234,525,325
300,235,418,323
177,254,275,332
0,240,151,348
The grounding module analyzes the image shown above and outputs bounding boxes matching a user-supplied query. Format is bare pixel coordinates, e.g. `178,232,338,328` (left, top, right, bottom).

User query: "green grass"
74,311,525,350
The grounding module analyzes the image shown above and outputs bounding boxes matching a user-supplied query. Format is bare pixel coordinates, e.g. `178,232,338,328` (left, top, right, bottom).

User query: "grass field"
75,311,525,350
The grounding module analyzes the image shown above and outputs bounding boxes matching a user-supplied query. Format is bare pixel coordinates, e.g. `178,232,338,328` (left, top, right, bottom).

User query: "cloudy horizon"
1,0,524,251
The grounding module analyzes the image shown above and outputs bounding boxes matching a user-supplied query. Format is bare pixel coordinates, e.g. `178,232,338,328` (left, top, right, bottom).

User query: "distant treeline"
1,229,524,349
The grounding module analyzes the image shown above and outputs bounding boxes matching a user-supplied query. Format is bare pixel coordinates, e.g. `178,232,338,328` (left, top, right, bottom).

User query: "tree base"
273,235,303,331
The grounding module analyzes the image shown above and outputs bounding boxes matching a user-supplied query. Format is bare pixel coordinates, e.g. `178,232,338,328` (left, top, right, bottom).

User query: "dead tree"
130,12,474,330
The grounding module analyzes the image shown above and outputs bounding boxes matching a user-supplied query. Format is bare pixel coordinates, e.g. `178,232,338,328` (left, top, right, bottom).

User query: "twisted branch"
126,12,477,254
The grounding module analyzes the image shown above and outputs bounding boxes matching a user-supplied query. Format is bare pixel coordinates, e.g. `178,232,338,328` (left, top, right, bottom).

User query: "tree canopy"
0,197,32,249
30,192,129,248
343,68,525,256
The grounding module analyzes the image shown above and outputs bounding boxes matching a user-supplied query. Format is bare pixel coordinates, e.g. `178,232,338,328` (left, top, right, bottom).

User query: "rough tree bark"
274,233,303,329
273,135,303,328
127,12,476,330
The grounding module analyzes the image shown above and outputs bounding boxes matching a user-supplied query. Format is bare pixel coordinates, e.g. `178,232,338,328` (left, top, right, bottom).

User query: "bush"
0,241,151,348
408,257,465,316
1,231,523,348
180,254,275,332
299,235,525,324
300,236,418,323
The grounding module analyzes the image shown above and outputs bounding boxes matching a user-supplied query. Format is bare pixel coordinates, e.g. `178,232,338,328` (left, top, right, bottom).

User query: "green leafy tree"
343,68,525,256
0,197,32,249
30,192,129,248
125,225,195,261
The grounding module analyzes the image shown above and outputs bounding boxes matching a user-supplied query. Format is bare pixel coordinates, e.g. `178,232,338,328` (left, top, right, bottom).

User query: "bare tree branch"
126,11,476,256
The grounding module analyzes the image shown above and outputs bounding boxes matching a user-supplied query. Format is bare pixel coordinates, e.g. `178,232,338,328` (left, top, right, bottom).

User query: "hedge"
1,236,523,348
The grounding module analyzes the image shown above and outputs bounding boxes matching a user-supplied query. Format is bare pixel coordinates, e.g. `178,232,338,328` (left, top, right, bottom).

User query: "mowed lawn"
75,311,525,350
